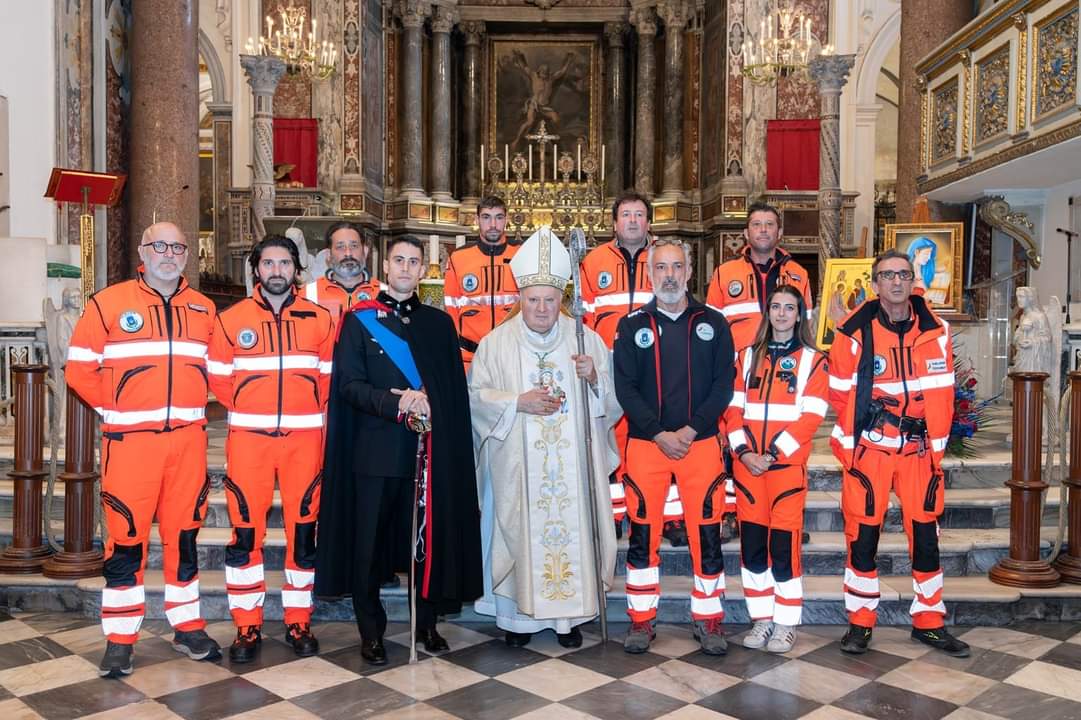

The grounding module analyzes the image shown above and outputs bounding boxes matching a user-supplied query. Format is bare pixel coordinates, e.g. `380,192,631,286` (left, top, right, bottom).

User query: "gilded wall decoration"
931,78,960,164
726,0,744,174
1035,4,1079,121
343,1,361,175
975,44,1010,144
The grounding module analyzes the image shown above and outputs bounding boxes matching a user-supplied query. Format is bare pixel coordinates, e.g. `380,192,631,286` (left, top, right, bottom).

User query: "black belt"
879,409,927,437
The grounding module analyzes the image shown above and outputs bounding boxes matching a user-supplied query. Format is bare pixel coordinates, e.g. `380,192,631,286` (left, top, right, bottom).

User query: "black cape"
314,294,483,612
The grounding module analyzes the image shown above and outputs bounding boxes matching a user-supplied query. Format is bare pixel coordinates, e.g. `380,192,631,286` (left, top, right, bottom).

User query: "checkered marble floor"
0,611,1079,720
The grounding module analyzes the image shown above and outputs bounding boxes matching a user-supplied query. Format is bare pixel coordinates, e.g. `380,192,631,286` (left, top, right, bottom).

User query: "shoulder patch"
728,280,743,297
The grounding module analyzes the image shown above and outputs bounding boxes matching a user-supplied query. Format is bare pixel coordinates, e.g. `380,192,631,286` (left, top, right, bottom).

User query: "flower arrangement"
947,342,997,457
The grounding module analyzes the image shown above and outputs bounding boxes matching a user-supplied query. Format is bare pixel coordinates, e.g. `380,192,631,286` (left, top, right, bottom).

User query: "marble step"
2,570,1079,627
2,519,1065,579
2,480,1055,534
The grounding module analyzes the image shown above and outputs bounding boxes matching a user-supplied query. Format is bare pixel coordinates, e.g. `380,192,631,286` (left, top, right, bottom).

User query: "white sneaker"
743,621,773,649
766,623,797,653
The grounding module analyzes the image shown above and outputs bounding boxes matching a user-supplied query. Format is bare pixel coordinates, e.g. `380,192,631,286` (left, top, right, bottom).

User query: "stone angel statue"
43,287,83,434
1012,286,1062,442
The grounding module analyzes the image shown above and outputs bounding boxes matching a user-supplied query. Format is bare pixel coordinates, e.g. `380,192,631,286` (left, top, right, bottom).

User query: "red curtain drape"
766,119,820,191
273,118,319,187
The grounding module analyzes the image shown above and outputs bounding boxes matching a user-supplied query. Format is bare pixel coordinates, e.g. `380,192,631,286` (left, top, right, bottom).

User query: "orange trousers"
224,430,323,628
623,438,726,622
842,445,945,630
612,417,687,524
733,462,806,625
100,423,210,643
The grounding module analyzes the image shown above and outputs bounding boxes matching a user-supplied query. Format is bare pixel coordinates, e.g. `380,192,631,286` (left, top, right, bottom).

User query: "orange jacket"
580,240,653,349
706,247,813,352
443,241,520,364
65,274,215,433
827,296,954,469
303,275,379,330
725,342,829,466
208,287,334,432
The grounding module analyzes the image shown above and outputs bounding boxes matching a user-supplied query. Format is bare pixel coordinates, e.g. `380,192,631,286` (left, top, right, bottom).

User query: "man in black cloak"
315,235,483,665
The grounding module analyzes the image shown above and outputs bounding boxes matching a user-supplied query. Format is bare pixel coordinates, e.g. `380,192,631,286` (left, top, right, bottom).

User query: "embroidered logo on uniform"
695,322,715,341
119,311,143,333
926,358,948,373
598,271,613,289
873,354,888,376
237,328,258,349
728,280,743,297
634,328,655,348
462,273,479,292
779,356,797,371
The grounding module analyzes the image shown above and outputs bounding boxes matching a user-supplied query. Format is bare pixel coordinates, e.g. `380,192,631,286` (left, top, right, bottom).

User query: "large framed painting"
885,222,965,314
488,35,601,154
816,258,876,350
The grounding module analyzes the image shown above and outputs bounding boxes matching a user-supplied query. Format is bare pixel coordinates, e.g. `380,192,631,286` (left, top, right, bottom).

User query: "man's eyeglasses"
875,269,914,282
141,241,188,255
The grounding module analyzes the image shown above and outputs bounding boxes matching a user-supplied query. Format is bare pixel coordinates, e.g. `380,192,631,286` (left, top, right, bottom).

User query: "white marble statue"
43,286,82,434
1012,286,1063,442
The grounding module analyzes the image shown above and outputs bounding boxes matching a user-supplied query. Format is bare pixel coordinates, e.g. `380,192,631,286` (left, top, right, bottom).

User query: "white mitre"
509,225,571,290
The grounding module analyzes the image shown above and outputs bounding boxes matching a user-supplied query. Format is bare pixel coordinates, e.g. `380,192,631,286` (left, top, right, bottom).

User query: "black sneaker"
663,520,688,547
911,627,971,657
840,624,873,654
286,623,320,657
557,626,583,648
98,641,134,678
172,628,222,661
229,626,262,664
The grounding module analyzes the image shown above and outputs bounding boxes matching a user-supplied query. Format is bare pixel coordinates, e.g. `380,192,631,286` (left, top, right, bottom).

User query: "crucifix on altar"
525,121,560,185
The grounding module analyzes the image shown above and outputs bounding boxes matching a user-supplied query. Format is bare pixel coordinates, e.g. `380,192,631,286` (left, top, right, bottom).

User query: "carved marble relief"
1034,5,1078,121
975,44,1010,144
931,78,960,164
362,0,384,187
343,0,362,175
726,0,745,175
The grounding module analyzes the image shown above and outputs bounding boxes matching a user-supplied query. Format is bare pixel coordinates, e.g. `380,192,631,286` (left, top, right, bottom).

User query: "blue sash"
355,309,423,390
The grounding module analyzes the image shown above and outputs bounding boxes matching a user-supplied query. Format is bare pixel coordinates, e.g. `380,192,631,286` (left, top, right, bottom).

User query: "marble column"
398,0,431,197
657,0,689,199
896,0,974,222
462,20,486,201
429,5,457,201
129,0,200,279
809,54,855,262
206,102,233,277
240,55,287,239
632,7,658,197
604,22,628,197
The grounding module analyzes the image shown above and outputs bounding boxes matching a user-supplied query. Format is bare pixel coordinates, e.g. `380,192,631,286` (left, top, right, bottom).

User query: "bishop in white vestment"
470,227,620,648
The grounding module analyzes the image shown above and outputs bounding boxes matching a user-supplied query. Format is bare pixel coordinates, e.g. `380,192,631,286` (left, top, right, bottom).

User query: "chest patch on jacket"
635,327,655,348
598,271,613,289
237,328,258,349
119,311,144,333
695,322,714,341
779,356,797,371
873,354,888,376
462,273,479,292
728,280,743,297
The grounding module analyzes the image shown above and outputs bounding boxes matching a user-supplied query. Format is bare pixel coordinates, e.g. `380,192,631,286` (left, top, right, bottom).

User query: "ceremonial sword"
407,411,432,664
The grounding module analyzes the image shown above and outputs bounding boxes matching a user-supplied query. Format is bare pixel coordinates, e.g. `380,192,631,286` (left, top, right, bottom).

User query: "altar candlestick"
601,145,605,184
505,145,510,181
528,145,533,180
429,235,439,266
480,144,485,184
554,144,558,178
577,144,582,181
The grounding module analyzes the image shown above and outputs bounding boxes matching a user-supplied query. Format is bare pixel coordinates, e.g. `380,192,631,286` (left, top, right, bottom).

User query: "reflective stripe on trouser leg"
843,567,880,624
164,579,202,628
741,567,775,621
225,563,266,617
623,439,672,623
663,481,683,522
773,576,803,626
910,569,945,627
610,475,626,520
691,572,725,619
278,432,323,626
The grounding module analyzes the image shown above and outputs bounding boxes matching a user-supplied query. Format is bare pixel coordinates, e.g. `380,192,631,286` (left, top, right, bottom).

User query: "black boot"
286,623,320,657
229,626,262,664
911,627,970,657
840,624,873,654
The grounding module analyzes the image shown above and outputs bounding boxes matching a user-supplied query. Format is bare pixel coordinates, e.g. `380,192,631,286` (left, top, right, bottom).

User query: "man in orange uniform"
66,222,221,678
581,191,686,546
444,196,520,368
304,221,379,328
706,201,814,532
208,235,335,663
614,238,736,655
828,249,969,657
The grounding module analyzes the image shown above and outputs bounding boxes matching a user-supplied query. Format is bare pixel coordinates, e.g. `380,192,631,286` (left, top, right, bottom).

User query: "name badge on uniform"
695,322,714,341
237,328,258,349
119,310,144,333
462,273,479,292
635,328,655,348
728,280,743,297
926,358,948,373
598,271,613,289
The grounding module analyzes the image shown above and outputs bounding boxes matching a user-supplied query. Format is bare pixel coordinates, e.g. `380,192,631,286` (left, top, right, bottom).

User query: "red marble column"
128,0,200,282
1054,371,1081,583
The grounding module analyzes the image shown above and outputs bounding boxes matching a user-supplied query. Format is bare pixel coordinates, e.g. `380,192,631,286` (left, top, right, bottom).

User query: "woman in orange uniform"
724,285,829,653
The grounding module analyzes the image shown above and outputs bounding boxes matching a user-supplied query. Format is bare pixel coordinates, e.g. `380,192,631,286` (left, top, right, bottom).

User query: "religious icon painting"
815,258,875,351
531,354,568,414
885,222,965,315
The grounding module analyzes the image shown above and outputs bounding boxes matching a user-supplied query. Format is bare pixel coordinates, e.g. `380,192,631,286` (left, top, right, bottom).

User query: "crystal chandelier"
245,0,337,80
741,1,833,85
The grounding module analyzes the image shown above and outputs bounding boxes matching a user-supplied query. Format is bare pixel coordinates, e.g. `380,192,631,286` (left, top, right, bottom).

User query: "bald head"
138,222,189,288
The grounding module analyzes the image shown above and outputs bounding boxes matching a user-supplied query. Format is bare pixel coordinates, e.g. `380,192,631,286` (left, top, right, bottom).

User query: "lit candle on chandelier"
528,144,533,180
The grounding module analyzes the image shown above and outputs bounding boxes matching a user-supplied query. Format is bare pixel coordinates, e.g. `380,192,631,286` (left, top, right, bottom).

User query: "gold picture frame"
816,258,876,350
884,222,966,315
488,35,601,155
